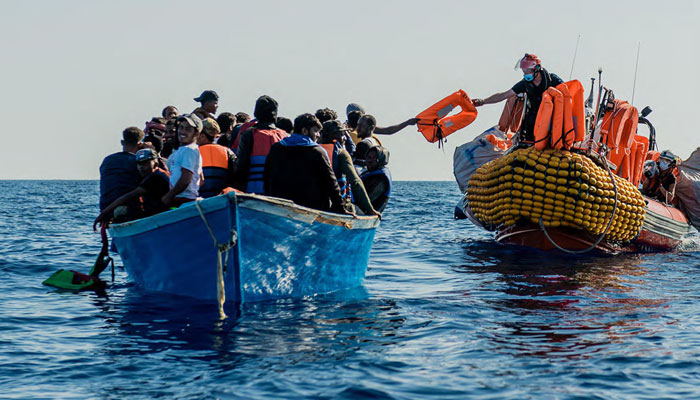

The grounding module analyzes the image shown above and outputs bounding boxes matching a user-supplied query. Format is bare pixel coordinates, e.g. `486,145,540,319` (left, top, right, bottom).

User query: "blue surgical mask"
659,160,669,171
523,73,534,82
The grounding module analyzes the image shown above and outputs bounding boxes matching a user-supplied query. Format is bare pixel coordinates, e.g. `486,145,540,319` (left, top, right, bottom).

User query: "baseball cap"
178,113,203,132
194,90,219,103
135,148,157,162
321,120,350,134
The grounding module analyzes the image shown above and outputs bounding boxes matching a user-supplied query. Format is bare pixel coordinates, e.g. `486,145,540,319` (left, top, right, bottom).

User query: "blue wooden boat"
109,192,379,306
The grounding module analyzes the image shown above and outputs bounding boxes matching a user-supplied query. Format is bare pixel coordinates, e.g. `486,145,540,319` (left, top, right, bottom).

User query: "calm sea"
1,180,699,399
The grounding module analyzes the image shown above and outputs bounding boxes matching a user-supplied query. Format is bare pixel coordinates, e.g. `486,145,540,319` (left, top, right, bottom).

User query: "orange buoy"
533,92,554,150
416,90,478,143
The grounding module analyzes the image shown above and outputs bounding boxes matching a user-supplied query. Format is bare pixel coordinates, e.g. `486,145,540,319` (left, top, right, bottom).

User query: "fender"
533,92,554,150
416,90,478,143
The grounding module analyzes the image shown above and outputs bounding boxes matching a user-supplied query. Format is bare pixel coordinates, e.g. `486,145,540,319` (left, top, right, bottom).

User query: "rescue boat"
108,191,379,307
452,82,694,254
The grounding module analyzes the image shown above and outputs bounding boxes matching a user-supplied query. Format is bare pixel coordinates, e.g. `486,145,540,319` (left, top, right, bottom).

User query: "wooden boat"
109,192,379,303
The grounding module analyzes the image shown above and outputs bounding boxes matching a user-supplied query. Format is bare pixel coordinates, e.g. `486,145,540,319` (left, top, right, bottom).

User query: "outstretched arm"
472,89,516,107
93,186,147,231
374,118,419,135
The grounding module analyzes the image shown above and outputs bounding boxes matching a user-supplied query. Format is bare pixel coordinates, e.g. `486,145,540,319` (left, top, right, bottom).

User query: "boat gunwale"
109,192,379,238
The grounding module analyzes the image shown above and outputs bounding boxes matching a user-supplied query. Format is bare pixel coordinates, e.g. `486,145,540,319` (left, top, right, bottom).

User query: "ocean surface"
1,180,699,400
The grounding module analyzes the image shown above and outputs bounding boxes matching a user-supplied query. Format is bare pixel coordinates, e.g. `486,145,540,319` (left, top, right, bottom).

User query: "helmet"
659,149,676,162
515,53,542,70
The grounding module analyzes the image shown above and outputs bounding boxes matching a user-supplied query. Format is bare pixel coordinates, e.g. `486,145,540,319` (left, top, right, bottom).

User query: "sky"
1,0,697,180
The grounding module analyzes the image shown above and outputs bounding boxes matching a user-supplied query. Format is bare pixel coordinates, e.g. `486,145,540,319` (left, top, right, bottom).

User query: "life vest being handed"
247,128,287,194
533,91,553,150
564,79,586,143
320,142,350,199
361,167,392,212
416,90,478,143
199,144,230,198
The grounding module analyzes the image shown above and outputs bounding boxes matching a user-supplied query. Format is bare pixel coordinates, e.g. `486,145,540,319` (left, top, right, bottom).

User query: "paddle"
42,224,114,291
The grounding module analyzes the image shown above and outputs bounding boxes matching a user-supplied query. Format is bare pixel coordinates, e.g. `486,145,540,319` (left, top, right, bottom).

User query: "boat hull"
109,192,379,303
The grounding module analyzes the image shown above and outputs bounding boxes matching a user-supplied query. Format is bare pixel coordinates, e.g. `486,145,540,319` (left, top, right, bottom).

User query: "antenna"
569,35,581,80
631,42,641,105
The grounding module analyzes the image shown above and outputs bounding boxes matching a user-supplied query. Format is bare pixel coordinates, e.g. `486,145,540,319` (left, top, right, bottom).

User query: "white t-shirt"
168,143,203,199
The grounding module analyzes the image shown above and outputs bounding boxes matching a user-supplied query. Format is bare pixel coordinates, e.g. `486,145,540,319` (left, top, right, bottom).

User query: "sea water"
1,180,699,399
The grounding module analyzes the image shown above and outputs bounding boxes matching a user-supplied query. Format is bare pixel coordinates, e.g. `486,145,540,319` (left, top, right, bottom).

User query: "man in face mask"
656,150,678,204
471,53,564,142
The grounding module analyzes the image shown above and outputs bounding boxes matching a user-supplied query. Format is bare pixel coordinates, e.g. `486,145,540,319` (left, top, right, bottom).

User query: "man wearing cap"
344,102,418,141
94,148,170,228
162,114,204,207
193,90,219,120
471,53,564,142
263,114,347,214
234,95,288,193
98,127,144,220
197,118,238,198
318,120,380,217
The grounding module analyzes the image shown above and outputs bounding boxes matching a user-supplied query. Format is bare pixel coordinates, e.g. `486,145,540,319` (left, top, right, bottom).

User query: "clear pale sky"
1,1,697,180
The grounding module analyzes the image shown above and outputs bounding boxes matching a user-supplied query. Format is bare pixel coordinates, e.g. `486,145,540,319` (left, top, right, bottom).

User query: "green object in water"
42,269,103,291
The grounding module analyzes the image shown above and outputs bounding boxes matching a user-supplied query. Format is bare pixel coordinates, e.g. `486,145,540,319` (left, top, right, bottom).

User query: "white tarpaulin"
676,147,700,230
453,126,509,193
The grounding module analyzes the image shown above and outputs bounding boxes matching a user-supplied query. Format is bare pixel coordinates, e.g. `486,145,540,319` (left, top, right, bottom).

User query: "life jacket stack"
416,90,478,145
532,80,586,151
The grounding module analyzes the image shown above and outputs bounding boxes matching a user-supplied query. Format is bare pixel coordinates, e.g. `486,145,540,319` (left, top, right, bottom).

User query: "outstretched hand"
405,118,419,126
93,213,107,232
472,98,484,107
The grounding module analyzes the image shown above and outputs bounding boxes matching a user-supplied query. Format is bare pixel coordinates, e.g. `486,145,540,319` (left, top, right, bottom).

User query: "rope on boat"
539,153,619,254
195,200,238,319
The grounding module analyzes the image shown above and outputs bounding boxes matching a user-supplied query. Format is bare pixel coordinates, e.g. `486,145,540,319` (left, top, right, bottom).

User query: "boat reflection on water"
453,240,669,359
87,285,406,373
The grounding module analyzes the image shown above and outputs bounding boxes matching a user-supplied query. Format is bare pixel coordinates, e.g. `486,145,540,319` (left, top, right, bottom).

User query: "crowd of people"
95,91,417,228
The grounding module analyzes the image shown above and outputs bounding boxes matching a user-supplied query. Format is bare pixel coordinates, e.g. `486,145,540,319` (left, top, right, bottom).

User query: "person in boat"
197,118,238,198
214,112,237,148
345,102,418,139
318,120,381,217
94,148,170,229
641,150,678,204
263,113,348,214
234,95,288,193
161,117,179,159
143,117,166,156
471,53,564,143
192,90,219,120
361,145,392,212
162,114,204,207
353,114,381,169
317,107,355,155
99,127,144,220
276,117,294,134
162,105,178,120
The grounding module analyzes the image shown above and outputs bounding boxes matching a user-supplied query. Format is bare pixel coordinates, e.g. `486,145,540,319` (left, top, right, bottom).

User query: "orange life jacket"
547,87,564,149
564,80,586,143
555,83,575,149
498,95,525,134
247,128,287,194
533,91,554,150
199,144,230,198
631,135,649,187
416,89,478,144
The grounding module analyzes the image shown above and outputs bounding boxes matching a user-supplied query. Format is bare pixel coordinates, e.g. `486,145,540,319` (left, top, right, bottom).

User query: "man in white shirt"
162,114,204,207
